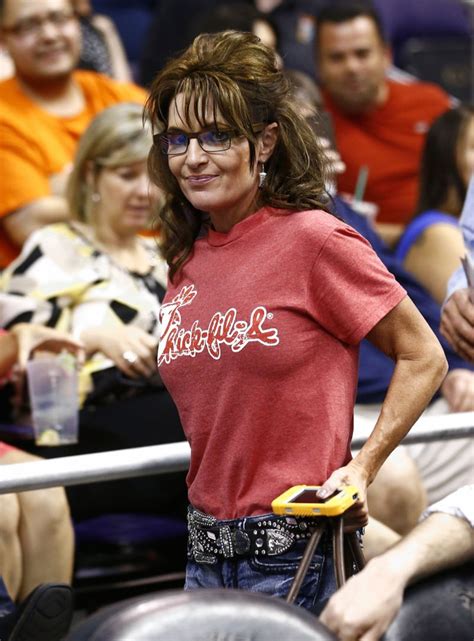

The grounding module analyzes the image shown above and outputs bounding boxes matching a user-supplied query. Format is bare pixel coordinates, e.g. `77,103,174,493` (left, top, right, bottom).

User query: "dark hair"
416,105,474,216
146,30,330,282
315,2,386,45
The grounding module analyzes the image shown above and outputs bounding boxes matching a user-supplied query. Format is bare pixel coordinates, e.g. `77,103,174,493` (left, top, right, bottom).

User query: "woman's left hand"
316,461,369,532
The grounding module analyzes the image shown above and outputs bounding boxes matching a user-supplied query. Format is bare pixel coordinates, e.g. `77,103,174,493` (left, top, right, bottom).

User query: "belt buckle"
265,528,295,555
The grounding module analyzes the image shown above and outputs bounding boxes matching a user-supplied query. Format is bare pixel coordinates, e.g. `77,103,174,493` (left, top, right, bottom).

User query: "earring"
91,192,101,203
258,163,267,188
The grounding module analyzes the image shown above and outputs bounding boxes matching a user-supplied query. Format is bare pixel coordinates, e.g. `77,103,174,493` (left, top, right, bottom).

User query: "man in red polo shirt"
315,3,451,240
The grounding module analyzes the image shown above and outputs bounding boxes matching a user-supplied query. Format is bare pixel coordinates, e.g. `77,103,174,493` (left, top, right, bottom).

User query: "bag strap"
285,518,366,604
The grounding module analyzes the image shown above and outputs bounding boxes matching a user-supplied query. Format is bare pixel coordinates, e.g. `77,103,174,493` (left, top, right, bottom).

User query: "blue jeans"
185,514,336,613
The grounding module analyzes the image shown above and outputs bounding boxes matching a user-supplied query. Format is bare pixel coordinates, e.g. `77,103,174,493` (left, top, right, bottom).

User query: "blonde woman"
1,103,185,520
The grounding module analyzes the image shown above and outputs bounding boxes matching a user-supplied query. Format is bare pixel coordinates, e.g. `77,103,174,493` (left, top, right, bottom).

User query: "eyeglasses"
155,128,238,157
2,10,76,38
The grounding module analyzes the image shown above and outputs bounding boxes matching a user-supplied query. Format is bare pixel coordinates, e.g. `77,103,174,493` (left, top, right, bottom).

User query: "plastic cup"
26,353,79,446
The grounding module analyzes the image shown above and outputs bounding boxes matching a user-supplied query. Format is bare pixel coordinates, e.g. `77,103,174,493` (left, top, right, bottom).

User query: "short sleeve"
306,224,406,344
1,225,95,329
0,124,51,218
421,485,474,527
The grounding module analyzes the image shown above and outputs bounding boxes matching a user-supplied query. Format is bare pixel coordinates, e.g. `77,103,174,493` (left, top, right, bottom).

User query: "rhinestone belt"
188,506,322,564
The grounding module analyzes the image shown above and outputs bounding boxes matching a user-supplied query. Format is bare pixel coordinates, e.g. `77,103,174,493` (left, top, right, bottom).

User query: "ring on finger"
122,350,138,365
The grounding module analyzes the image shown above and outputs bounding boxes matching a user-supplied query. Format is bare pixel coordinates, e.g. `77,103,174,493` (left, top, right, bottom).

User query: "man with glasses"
0,0,146,268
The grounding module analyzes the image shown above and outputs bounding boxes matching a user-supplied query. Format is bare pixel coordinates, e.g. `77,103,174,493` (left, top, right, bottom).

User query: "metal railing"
0,412,472,495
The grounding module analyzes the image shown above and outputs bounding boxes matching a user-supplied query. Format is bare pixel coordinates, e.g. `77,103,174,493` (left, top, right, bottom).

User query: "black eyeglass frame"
153,128,241,157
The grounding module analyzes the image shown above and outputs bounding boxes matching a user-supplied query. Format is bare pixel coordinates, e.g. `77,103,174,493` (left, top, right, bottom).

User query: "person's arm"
441,288,474,363
79,324,158,379
320,511,473,641
403,224,466,305
92,14,132,82
0,324,84,377
2,198,71,247
317,297,448,528
374,222,404,249
0,331,20,377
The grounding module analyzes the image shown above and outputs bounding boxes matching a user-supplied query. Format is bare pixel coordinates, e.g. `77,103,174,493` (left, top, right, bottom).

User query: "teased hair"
146,30,330,282
67,102,152,224
416,104,474,216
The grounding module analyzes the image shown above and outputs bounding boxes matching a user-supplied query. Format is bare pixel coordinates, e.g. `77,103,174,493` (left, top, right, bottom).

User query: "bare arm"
403,224,466,305
0,332,19,377
2,197,71,246
317,297,448,528
79,325,158,380
355,297,447,482
320,512,473,641
92,15,132,82
0,324,83,376
374,222,403,249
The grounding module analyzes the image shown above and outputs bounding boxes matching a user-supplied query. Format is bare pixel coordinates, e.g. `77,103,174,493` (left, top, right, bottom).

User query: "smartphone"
271,485,358,517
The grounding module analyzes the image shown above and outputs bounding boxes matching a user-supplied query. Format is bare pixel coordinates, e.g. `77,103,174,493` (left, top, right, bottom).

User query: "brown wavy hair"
146,30,330,282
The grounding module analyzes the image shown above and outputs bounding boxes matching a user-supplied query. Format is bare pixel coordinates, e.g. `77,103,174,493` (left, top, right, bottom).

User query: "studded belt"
188,506,323,564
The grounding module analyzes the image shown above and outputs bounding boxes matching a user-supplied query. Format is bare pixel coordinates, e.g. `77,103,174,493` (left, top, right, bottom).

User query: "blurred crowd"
0,0,472,640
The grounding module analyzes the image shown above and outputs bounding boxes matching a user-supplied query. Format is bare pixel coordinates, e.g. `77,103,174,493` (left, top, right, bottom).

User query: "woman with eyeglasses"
1,102,186,521
145,30,448,612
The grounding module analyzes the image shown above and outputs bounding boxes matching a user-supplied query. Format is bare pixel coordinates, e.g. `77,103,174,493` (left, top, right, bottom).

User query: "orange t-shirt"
323,80,451,225
0,71,147,267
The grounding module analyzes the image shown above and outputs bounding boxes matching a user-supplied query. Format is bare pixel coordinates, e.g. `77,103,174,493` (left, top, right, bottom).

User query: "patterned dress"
1,222,167,405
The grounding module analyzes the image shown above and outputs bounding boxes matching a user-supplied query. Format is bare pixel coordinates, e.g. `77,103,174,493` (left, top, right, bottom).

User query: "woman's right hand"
11,323,85,369
81,325,158,379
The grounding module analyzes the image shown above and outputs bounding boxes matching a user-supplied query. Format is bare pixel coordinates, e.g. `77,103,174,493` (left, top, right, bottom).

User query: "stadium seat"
396,36,471,101
66,588,338,640
385,563,474,641
373,0,472,99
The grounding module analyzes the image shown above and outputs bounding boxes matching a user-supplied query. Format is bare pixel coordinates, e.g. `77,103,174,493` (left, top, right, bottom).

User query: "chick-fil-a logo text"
158,284,280,365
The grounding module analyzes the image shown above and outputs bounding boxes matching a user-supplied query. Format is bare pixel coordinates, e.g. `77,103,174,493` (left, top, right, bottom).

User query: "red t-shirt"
323,80,451,224
158,207,406,519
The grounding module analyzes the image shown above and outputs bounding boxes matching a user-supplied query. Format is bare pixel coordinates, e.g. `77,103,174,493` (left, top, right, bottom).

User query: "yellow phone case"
271,485,359,517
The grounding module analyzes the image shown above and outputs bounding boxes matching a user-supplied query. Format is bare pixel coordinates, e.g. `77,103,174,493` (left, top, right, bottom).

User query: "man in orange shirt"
0,0,146,268
315,3,451,237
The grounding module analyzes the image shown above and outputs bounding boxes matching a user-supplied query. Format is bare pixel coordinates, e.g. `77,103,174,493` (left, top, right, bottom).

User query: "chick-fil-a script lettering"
158,284,280,365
